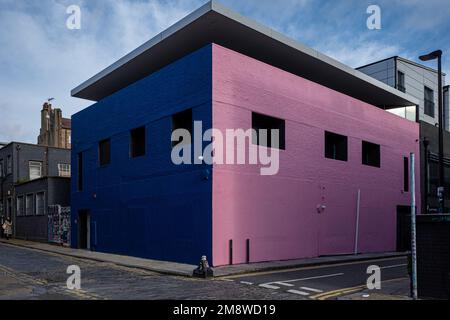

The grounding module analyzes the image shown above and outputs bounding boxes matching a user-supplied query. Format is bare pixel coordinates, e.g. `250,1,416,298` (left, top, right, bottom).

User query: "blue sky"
1,0,450,143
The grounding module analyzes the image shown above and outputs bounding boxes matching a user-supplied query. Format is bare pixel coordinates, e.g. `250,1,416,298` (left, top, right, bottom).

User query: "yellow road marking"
310,277,410,300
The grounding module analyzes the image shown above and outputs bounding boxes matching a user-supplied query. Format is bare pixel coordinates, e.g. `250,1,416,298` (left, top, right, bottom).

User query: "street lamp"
420,50,444,213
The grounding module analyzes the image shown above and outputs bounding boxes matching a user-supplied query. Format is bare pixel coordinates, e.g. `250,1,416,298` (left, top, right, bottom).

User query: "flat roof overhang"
72,1,419,108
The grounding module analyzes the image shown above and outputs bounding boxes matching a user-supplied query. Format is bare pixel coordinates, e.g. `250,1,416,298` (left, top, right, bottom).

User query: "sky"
1,0,450,143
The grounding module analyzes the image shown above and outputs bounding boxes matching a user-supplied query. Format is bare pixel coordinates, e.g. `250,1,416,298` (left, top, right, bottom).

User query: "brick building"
37,102,71,149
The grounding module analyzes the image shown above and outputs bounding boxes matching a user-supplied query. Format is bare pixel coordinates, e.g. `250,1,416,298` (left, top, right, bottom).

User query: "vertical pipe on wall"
354,189,361,255
229,239,233,265
410,153,418,300
246,239,250,264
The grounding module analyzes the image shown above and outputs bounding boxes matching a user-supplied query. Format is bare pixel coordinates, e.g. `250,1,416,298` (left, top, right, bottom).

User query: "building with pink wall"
72,1,421,267
212,45,420,266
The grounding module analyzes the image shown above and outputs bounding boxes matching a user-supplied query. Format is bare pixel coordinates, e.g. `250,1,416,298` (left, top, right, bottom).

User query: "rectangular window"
0,159,3,178
130,127,146,158
362,141,381,168
6,155,12,174
29,161,43,180
25,194,33,216
397,71,406,93
424,86,435,117
99,139,111,166
16,196,24,216
404,157,409,192
325,131,348,161
172,109,193,147
252,112,286,150
58,163,71,177
35,192,45,216
77,152,83,191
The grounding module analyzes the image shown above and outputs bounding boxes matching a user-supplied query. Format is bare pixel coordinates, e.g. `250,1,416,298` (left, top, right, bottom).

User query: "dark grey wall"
0,142,70,237
14,177,70,242
420,121,450,213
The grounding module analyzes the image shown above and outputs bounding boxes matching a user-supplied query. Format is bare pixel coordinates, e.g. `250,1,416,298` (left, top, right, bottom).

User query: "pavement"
0,240,412,300
0,238,407,278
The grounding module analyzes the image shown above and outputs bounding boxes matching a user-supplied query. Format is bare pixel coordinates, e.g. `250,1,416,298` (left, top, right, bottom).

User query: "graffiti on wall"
48,205,71,246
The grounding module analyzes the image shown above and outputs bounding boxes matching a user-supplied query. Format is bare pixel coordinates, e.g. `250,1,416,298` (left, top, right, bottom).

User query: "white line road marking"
240,281,253,285
381,264,407,270
259,273,343,290
287,289,310,296
282,273,344,283
259,283,280,289
300,287,323,293
222,279,235,282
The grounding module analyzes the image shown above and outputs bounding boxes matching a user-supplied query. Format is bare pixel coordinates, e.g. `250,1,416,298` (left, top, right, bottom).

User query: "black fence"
417,214,450,299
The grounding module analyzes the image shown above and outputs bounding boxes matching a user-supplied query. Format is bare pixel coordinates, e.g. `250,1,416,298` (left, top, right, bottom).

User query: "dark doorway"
78,210,90,250
397,206,412,252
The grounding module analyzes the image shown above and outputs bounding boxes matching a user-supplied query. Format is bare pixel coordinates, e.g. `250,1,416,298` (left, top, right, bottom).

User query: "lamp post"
420,50,444,213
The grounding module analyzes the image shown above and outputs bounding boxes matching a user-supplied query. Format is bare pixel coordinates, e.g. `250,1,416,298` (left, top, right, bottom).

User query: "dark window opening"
130,126,146,158
424,86,435,117
77,152,83,191
404,157,409,192
325,131,348,161
362,141,381,168
397,71,406,93
99,139,111,166
252,112,286,150
172,109,193,147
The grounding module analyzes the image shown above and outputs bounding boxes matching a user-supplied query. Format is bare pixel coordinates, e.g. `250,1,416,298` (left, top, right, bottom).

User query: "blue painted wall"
71,45,213,265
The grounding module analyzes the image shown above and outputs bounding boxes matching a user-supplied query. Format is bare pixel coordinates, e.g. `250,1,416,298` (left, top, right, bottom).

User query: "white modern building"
357,56,449,131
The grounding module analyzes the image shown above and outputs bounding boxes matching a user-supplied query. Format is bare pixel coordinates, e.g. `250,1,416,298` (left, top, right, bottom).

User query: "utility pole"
410,153,418,300
420,50,444,213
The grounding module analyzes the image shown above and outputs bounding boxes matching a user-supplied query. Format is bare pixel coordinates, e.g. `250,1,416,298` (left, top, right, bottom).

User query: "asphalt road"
0,242,409,300
0,242,301,300
222,257,410,300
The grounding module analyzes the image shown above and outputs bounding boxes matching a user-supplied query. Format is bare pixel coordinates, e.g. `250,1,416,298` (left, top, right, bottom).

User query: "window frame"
324,131,348,162
29,161,43,181
362,141,381,168
424,86,435,117
16,195,24,217
25,193,34,216
130,126,146,158
172,109,193,148
397,71,406,93
58,163,71,177
35,191,46,216
98,138,111,167
251,112,286,150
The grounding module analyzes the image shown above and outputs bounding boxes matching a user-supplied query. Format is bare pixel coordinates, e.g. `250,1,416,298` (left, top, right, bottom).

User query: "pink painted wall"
211,44,420,267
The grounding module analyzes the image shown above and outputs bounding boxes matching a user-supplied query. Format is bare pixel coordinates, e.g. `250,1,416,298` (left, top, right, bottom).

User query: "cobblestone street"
0,243,304,300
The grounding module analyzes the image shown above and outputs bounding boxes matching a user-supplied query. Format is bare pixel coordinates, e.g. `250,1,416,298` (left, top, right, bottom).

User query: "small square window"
130,127,146,158
29,161,43,180
172,109,193,147
99,139,111,166
252,112,286,150
362,141,381,168
325,131,347,161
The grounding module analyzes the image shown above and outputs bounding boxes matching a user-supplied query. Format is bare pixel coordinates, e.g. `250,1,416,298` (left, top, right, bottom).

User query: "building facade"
38,102,71,149
358,57,450,213
71,2,420,266
14,177,70,241
0,142,71,239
